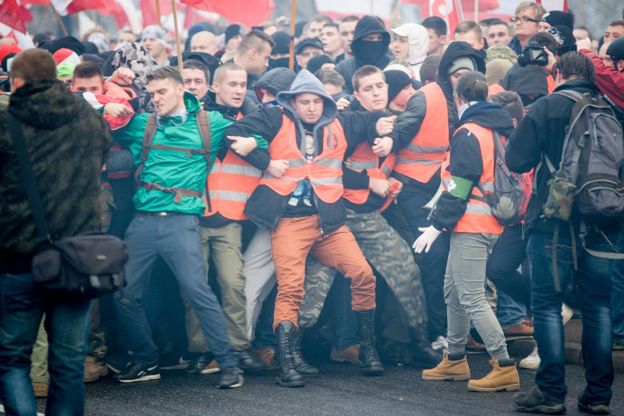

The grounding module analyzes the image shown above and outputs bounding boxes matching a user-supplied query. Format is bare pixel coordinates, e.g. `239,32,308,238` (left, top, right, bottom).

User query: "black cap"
225,24,242,44
607,37,624,61
295,21,307,38
296,37,324,55
307,54,334,75
540,11,574,30
271,31,291,55
40,36,85,55
385,70,412,102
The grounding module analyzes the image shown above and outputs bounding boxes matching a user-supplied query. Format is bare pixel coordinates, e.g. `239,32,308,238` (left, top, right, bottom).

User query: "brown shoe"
466,336,487,354
422,352,471,381
330,345,360,365
467,359,520,392
32,382,48,398
84,355,109,383
503,322,534,340
255,348,277,370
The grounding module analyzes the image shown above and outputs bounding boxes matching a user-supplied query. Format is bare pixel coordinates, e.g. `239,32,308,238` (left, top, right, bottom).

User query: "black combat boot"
355,310,384,376
275,322,305,387
292,328,319,377
409,327,443,369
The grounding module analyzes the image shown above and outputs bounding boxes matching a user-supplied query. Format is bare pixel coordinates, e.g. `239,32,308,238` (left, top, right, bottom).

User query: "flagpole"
50,6,69,36
474,0,479,22
288,0,297,70
156,0,163,27
171,0,183,74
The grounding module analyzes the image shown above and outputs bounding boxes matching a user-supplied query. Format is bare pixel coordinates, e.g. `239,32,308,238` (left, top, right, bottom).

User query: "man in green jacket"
112,66,261,388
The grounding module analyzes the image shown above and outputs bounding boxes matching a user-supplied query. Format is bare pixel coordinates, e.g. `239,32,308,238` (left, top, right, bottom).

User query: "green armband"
448,176,474,200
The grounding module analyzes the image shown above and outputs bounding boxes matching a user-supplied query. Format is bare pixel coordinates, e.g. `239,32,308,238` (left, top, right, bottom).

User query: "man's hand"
544,47,557,73
229,136,257,157
388,177,403,198
372,137,393,157
103,103,132,117
412,226,442,254
369,177,390,197
336,97,351,111
576,37,593,52
109,67,135,86
376,115,396,136
267,159,289,178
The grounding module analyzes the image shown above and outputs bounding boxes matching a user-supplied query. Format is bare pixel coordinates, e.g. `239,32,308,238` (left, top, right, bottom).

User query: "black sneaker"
159,353,189,370
238,349,264,373
578,392,610,415
186,353,218,375
514,386,566,414
115,361,161,383
218,366,244,389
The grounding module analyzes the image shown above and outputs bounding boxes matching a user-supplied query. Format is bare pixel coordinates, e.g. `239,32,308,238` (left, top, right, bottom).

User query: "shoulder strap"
135,113,158,182
196,110,212,162
7,113,51,242
553,89,585,102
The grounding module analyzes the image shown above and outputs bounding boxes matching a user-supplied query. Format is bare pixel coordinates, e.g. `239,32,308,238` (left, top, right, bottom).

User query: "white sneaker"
562,303,574,325
519,345,540,369
431,335,448,352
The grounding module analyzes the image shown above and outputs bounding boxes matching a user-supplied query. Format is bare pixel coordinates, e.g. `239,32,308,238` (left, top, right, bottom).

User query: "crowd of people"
1,2,624,415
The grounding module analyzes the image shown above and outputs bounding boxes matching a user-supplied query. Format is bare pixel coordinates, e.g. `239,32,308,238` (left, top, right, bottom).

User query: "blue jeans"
331,276,359,350
496,290,527,328
115,214,239,368
0,273,90,416
612,230,624,344
527,229,614,404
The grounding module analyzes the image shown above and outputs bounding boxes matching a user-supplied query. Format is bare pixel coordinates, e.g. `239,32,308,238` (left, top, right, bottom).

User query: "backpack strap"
580,221,624,260
135,113,158,183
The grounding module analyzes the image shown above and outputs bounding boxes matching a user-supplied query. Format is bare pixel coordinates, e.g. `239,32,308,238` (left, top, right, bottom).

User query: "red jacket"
579,48,624,109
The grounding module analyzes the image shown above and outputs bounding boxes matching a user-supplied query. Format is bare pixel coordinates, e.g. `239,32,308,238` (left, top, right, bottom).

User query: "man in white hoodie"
390,24,429,81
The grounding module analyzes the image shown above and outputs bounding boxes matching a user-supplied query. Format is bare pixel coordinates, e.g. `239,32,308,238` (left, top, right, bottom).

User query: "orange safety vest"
343,142,396,211
440,122,503,235
259,114,346,204
546,74,556,94
394,82,449,183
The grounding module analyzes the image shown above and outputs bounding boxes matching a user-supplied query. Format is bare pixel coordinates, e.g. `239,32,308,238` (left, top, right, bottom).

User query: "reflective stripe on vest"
394,82,449,183
259,114,347,204
441,122,503,234
343,141,396,210
204,149,262,221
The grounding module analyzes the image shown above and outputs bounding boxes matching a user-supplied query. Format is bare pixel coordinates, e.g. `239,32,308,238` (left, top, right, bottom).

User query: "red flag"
428,0,460,35
180,0,273,26
140,0,173,27
0,0,32,33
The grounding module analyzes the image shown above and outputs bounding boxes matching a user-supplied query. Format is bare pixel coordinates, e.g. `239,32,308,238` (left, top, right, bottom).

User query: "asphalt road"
39,353,623,416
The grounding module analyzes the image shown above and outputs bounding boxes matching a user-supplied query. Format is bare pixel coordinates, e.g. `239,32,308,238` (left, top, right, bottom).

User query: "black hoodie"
429,102,514,232
336,16,392,94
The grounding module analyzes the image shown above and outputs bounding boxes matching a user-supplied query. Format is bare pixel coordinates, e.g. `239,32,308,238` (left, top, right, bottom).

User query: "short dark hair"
486,19,509,28
213,62,246,84
422,16,448,36
554,51,595,82
9,49,56,82
455,71,488,102
488,91,524,122
317,68,345,87
183,59,210,84
309,14,333,25
237,30,275,55
340,15,360,24
146,66,184,85
352,65,384,92
323,23,339,31
420,54,442,84
608,20,624,28
574,25,593,40
72,61,103,81
528,32,560,53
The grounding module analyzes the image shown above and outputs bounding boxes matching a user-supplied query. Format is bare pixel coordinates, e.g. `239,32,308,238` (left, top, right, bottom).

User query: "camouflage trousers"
298,209,428,331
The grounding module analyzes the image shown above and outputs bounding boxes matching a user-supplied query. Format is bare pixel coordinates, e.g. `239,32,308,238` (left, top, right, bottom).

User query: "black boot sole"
275,376,305,387
361,366,384,376
515,404,566,414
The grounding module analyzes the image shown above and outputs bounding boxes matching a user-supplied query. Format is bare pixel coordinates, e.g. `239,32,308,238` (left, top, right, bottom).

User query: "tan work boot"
467,359,520,392
84,355,109,383
422,352,470,381
330,345,360,365
32,382,48,398
255,348,277,370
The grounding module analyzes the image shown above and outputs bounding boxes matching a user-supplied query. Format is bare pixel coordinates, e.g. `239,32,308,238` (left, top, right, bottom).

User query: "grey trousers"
445,232,509,360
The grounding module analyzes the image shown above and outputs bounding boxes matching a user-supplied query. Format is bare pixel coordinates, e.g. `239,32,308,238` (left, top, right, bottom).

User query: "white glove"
412,226,442,254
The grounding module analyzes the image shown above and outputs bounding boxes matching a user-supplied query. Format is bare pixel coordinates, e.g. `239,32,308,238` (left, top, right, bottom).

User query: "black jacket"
225,106,384,234
506,79,619,234
336,16,392,94
430,102,514,231
389,42,486,201
0,80,112,273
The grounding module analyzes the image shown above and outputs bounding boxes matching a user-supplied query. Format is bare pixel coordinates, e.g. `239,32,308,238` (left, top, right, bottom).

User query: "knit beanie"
385,69,412,102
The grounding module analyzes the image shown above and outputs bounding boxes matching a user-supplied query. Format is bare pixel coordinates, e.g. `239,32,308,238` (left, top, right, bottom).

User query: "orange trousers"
270,215,376,329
